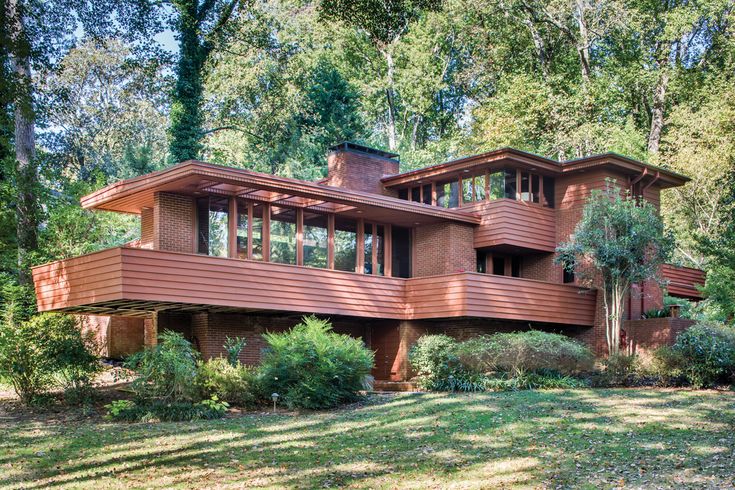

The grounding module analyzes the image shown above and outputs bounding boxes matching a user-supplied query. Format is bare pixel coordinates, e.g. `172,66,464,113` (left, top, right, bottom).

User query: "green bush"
105,396,228,422
258,316,374,409
125,330,199,402
0,313,100,404
648,346,687,386
196,357,258,408
462,331,594,377
410,331,593,392
598,353,639,386
409,335,464,390
672,322,735,388
223,336,246,367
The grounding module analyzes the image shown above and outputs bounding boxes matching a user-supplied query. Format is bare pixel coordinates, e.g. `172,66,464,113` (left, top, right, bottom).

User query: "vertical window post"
371,223,378,275
296,208,304,266
356,218,365,273
385,224,392,277
246,202,253,259
431,182,437,206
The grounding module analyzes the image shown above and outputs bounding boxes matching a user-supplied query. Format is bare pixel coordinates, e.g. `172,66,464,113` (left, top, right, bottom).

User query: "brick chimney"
324,142,400,196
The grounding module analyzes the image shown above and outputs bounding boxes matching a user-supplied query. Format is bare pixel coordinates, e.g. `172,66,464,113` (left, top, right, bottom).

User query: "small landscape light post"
271,392,279,412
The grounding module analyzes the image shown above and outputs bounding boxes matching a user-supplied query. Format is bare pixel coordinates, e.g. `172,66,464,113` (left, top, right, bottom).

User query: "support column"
144,312,159,347
395,321,427,381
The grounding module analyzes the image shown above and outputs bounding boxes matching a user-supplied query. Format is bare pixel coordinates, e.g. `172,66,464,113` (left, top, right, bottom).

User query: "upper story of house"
32,142,701,325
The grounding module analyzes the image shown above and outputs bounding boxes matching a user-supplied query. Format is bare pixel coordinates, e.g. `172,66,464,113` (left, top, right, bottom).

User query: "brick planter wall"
623,317,694,354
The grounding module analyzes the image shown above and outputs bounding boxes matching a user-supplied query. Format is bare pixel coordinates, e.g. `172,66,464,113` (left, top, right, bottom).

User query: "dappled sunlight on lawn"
1,390,734,489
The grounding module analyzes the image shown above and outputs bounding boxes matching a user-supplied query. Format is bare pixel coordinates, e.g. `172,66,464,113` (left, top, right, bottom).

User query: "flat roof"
381,148,690,189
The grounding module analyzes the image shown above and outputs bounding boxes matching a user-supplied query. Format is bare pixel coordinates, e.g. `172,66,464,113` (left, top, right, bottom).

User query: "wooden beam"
296,208,304,266
385,224,392,277
356,218,365,274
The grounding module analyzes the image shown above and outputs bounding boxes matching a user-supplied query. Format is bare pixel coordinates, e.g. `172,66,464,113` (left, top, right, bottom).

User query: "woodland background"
1,0,734,320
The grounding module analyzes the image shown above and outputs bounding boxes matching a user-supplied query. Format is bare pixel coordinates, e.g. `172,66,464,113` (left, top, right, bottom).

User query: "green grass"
1,389,734,488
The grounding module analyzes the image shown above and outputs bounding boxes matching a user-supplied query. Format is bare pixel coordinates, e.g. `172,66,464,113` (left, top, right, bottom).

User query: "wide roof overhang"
381,148,690,189
81,160,481,227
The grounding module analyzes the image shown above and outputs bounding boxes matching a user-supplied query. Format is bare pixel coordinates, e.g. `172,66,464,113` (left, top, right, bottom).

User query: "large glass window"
363,223,373,274
504,169,517,199
334,217,357,272
303,212,328,268
489,171,504,200
436,179,459,208
422,184,432,205
270,206,296,264
196,196,229,257
375,225,385,276
410,187,420,202
520,171,531,201
531,174,540,203
543,176,555,208
392,226,411,278
474,174,486,201
462,177,473,203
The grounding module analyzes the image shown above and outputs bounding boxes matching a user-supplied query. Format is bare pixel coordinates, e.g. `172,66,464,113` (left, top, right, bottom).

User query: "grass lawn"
1,389,734,489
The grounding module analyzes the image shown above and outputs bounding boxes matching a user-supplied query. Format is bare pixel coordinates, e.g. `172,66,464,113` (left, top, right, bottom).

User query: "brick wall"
413,222,476,276
324,149,399,196
522,253,559,282
623,318,694,354
153,192,194,253
81,315,145,358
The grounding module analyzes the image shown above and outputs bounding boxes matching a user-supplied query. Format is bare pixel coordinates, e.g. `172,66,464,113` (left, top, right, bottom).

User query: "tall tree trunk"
521,13,549,77
382,48,398,151
169,0,205,163
647,69,669,155
575,0,592,84
7,0,38,286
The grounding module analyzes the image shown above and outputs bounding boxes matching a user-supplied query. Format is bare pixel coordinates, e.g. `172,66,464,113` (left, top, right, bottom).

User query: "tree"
168,0,246,163
319,0,442,150
555,181,673,354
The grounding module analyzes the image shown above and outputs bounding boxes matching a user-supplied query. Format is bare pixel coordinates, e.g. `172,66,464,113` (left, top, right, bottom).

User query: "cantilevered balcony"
33,247,596,326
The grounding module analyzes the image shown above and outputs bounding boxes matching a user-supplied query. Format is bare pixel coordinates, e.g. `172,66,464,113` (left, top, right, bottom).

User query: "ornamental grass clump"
258,315,374,409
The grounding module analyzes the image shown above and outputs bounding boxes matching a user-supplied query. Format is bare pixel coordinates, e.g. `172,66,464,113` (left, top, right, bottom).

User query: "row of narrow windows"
398,169,555,208
195,197,412,278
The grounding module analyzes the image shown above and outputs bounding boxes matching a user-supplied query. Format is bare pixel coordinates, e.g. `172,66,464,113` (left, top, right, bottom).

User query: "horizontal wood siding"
662,264,705,299
406,273,596,325
32,248,125,311
470,199,556,251
33,247,597,325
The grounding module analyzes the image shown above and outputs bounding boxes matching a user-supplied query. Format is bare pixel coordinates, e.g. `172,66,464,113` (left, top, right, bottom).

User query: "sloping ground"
1,389,734,489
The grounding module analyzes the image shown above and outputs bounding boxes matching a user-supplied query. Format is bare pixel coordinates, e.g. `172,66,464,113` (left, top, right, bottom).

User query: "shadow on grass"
1,389,734,489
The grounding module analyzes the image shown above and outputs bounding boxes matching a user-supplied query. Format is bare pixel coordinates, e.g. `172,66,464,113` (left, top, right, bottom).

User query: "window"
504,169,517,199
511,256,522,277
363,223,373,274
474,174,486,201
392,226,411,278
531,174,540,203
462,177,473,203
543,176,555,208
520,171,531,202
398,188,408,200
476,251,487,273
375,225,385,276
196,196,229,257
492,256,505,275
410,187,420,202
563,268,575,284
236,201,248,259
270,206,296,264
251,203,264,260
436,179,459,208
489,171,504,200
422,184,432,205
303,212,328,268
334,217,357,272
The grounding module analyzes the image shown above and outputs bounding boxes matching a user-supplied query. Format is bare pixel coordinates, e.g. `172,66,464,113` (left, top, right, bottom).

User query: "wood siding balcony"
33,247,596,326
661,264,706,300
467,199,556,252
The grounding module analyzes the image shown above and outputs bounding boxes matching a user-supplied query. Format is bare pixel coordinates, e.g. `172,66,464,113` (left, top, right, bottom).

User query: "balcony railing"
32,247,596,326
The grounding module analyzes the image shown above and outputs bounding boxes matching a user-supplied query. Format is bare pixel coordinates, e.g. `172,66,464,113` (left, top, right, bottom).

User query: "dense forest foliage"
1,0,734,320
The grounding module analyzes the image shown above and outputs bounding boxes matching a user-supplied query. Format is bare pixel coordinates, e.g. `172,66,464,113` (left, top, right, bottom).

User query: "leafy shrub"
196,357,258,408
223,336,247,367
125,330,199,402
463,331,594,377
259,316,374,409
647,346,687,386
105,396,228,422
672,322,735,388
485,371,589,391
409,335,464,390
598,353,639,386
642,308,669,319
0,313,100,404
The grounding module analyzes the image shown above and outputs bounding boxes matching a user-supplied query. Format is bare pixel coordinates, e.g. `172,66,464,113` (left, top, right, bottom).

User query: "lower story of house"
83,309,695,381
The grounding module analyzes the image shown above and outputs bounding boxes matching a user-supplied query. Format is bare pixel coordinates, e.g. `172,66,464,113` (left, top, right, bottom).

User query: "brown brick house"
32,143,704,379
